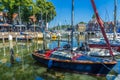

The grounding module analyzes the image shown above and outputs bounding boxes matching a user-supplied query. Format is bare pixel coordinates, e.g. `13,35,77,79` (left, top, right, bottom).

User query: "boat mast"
91,0,115,60
113,0,117,40
71,0,74,53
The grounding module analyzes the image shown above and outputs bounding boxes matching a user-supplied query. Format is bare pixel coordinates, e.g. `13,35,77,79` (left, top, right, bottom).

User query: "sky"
48,0,120,27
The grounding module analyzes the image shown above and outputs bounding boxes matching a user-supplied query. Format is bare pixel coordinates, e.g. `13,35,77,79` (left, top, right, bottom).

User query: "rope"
101,61,119,75
101,62,113,71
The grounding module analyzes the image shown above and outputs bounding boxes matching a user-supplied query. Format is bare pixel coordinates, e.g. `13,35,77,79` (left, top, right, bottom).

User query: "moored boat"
32,49,116,76
32,0,117,76
17,32,33,41
75,41,120,57
88,38,120,52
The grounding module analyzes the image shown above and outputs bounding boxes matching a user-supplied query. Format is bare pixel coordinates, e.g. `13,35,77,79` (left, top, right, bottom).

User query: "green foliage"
0,0,56,23
79,21,86,24
92,14,96,19
36,0,56,23
50,25,71,30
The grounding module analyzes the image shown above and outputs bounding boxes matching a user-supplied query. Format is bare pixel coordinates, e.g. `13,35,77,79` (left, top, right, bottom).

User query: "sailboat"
32,0,117,76
88,0,120,54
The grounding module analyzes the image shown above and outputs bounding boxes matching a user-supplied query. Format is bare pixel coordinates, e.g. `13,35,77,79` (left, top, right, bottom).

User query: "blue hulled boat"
32,50,116,76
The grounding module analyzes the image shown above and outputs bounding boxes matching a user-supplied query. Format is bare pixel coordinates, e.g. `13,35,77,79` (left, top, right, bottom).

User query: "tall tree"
36,0,56,23
0,0,56,24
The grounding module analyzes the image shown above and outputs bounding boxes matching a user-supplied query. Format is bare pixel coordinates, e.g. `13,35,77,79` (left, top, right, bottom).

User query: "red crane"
90,0,115,60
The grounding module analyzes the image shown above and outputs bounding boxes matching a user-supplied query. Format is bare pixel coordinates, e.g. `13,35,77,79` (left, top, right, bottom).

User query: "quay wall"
0,32,43,40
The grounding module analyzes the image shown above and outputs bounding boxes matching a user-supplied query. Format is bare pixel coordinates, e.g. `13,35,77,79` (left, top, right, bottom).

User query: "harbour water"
0,37,120,80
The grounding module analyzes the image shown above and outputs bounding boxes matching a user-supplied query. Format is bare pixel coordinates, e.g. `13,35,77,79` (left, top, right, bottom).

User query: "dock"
0,32,43,40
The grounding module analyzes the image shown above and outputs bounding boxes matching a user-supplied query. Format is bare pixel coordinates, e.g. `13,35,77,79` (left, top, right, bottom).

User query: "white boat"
17,32,33,41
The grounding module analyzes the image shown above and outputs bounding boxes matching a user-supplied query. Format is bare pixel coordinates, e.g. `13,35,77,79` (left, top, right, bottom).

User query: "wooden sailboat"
32,0,117,76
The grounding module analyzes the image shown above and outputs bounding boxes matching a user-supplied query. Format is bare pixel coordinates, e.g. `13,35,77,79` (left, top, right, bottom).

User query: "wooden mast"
113,0,117,40
71,0,74,53
91,0,115,60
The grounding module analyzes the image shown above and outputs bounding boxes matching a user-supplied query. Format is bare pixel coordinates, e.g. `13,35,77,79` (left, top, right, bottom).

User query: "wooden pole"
113,0,117,40
26,32,29,52
9,34,14,64
15,33,18,53
57,32,61,47
77,33,80,46
71,0,74,53
68,32,70,44
36,32,38,49
2,33,6,56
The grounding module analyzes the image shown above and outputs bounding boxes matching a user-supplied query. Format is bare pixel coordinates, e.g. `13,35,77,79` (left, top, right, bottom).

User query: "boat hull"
32,53,116,76
17,38,32,41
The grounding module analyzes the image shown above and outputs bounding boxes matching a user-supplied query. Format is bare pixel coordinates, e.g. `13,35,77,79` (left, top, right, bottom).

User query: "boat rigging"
91,0,115,60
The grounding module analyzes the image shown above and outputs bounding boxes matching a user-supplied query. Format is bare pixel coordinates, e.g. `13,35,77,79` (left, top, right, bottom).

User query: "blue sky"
48,0,120,27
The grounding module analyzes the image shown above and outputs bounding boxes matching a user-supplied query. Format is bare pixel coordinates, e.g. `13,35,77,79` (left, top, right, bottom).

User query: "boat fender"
35,76,44,80
48,60,53,68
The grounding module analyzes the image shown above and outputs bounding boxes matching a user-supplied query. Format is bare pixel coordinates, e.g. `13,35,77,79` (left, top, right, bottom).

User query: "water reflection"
35,39,78,50
0,39,120,80
113,59,120,74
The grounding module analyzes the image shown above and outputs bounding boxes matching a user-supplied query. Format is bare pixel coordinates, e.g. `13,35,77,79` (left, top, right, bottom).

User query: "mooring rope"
101,62,113,71
101,61,119,75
